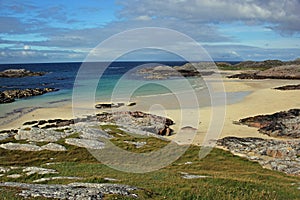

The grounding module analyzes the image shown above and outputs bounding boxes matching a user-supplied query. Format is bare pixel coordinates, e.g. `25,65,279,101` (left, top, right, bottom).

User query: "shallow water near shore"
0,61,250,126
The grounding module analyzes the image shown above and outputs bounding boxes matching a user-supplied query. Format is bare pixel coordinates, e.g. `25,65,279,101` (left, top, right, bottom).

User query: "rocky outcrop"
0,182,139,199
0,88,58,104
274,84,300,90
237,109,300,138
218,137,300,175
15,128,73,142
96,111,174,136
137,63,214,79
228,65,300,80
0,69,46,78
0,111,174,151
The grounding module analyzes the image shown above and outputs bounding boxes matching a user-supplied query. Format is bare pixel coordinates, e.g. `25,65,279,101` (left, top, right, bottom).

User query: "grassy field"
0,125,300,199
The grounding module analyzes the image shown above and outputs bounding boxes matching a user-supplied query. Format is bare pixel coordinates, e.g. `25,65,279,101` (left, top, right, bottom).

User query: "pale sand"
1,72,299,146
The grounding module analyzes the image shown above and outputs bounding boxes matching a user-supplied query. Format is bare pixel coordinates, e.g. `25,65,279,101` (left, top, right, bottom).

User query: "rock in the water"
0,88,58,104
0,69,46,78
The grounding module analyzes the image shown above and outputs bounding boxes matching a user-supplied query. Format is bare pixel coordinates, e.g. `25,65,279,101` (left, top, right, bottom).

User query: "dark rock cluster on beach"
95,102,136,109
274,84,300,90
236,109,300,138
218,137,300,175
228,65,300,80
0,68,46,78
0,88,58,104
137,62,215,79
0,182,139,199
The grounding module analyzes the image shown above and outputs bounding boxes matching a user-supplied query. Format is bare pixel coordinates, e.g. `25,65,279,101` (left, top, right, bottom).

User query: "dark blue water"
0,61,249,126
0,61,189,92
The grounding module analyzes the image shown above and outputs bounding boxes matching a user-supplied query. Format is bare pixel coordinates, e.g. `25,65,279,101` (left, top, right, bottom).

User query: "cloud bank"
0,0,299,63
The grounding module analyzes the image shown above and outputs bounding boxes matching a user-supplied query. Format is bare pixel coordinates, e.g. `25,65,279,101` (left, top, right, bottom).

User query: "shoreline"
1,72,299,144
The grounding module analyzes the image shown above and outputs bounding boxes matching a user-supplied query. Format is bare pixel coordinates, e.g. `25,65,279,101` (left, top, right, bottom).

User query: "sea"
0,61,249,126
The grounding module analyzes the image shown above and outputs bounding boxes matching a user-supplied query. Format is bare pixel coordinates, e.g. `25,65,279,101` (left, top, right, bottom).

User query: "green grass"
0,126,300,199
101,124,170,153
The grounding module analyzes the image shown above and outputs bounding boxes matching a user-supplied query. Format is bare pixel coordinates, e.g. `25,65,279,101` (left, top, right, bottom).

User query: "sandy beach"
1,71,300,145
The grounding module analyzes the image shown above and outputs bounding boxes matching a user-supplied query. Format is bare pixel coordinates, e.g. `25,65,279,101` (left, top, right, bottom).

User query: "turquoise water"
0,61,250,125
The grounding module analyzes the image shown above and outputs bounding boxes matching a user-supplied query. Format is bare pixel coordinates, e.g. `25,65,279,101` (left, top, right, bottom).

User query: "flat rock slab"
16,128,73,142
0,182,138,199
180,172,211,179
33,176,82,183
65,138,105,149
23,166,58,176
0,142,43,151
41,143,67,151
0,142,67,152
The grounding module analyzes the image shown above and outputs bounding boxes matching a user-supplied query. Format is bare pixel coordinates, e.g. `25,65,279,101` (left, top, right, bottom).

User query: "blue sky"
0,0,300,63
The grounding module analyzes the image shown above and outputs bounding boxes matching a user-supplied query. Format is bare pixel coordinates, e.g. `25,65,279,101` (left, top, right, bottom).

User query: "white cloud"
117,0,300,33
134,15,152,21
1,0,299,63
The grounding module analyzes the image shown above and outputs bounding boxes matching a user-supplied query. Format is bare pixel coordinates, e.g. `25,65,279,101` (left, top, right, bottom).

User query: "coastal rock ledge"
0,88,59,104
218,137,300,175
0,68,46,78
236,109,300,138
